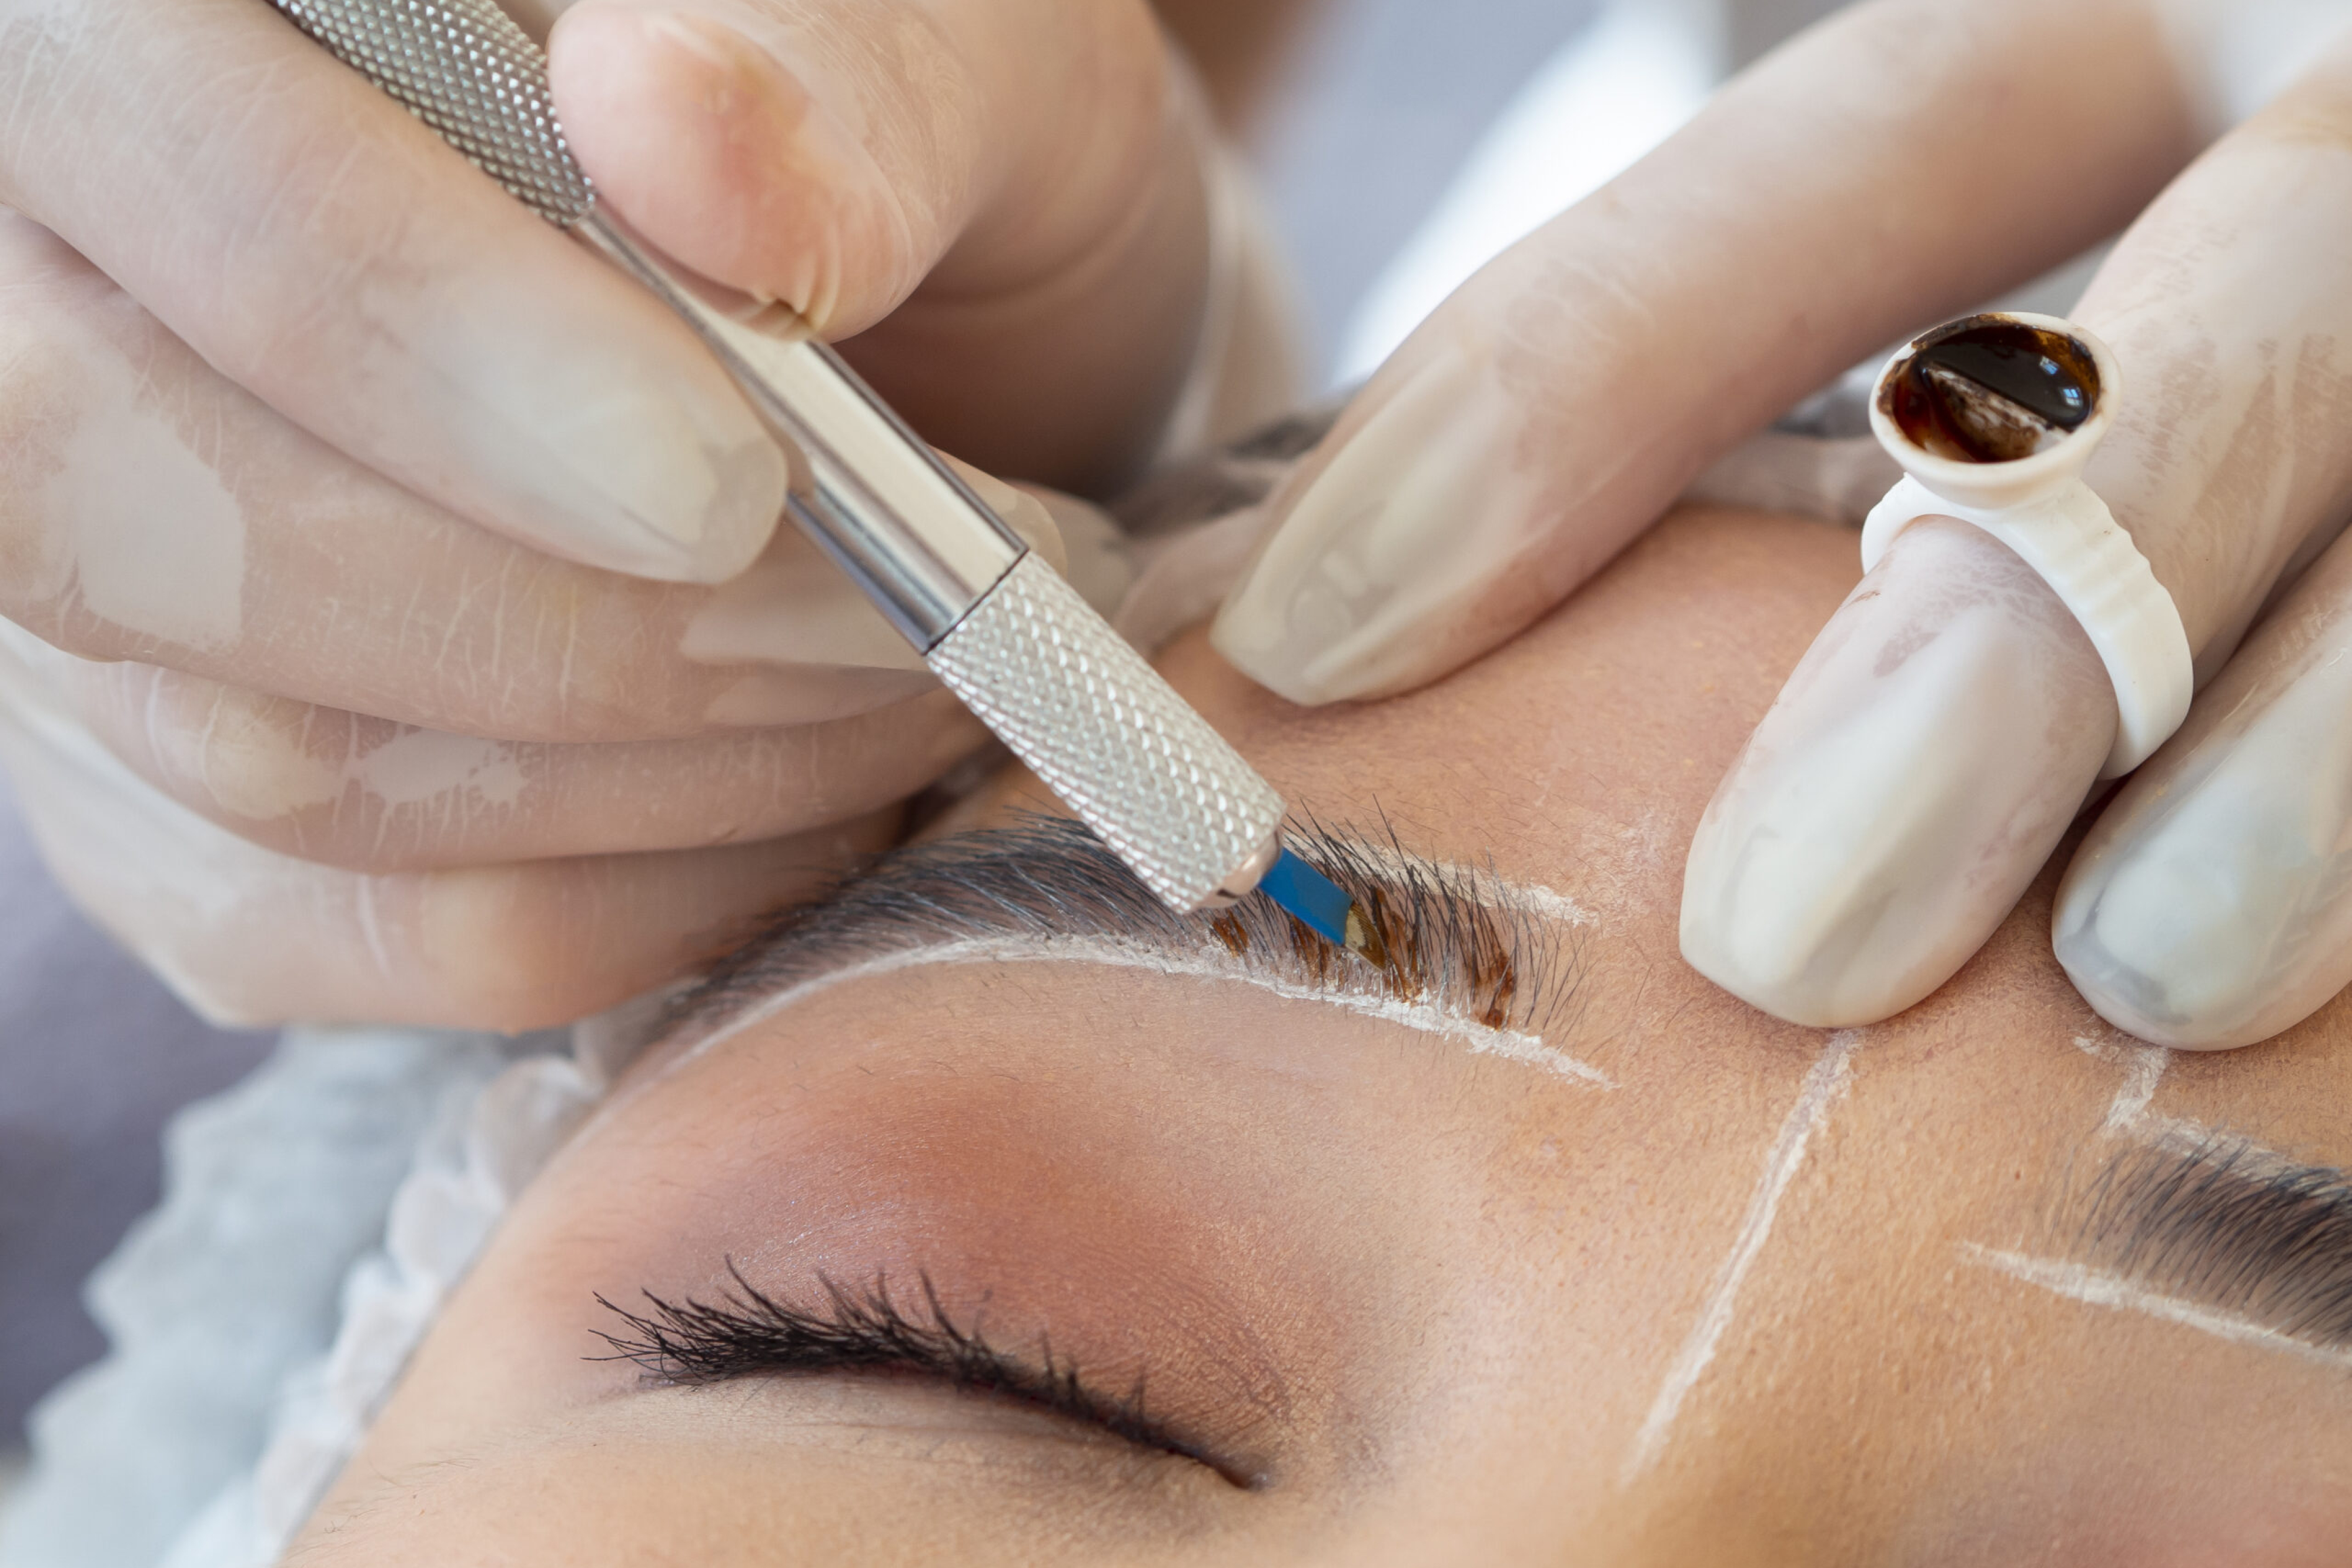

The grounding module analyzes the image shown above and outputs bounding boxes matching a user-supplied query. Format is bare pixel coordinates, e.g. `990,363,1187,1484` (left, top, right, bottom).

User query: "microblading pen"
264,0,1377,953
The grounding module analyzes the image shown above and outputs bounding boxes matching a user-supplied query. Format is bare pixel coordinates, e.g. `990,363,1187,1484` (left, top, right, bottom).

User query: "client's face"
294,509,2352,1565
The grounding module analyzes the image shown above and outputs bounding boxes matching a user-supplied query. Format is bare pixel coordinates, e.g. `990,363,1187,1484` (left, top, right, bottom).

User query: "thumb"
547,0,974,333
548,0,1210,490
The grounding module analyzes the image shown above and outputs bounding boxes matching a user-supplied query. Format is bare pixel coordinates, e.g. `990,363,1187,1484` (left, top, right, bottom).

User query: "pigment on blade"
1256,848,1379,961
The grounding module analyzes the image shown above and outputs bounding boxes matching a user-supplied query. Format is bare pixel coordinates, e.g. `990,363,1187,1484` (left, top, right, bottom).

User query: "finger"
46,650,983,873
1210,0,2201,703
0,644,891,1030
0,216,1110,741
1683,41,2352,1027
2054,527,2352,1049
2,0,786,581
1680,519,2118,1024
549,0,1214,490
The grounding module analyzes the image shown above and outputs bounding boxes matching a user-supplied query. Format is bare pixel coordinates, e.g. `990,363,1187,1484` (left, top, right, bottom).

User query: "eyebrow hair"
2064,1134,2352,1351
662,814,1579,1057
1108,397,1346,537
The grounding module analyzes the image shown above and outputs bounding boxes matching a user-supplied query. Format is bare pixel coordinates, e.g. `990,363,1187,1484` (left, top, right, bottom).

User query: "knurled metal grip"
272,0,594,227
929,556,1287,911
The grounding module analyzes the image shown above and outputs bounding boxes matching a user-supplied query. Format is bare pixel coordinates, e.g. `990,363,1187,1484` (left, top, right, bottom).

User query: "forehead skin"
296,509,2352,1564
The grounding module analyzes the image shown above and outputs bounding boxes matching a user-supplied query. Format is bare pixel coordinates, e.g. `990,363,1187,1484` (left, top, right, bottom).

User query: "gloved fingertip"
549,0,924,331
1211,338,1535,706
1681,519,2116,1030
2052,750,2343,1054
2049,865,2241,1051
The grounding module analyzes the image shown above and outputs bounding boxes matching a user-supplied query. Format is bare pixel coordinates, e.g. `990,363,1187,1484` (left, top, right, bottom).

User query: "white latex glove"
1201,0,2352,1049
1683,30,2352,1046
0,0,1295,1029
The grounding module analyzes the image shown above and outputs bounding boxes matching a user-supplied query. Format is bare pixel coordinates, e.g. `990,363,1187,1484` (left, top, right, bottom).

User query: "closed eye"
589,1262,1261,1487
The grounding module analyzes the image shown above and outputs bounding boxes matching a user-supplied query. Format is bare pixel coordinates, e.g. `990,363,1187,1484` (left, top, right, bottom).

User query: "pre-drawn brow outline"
661,813,1581,1055
1963,1039,2352,1369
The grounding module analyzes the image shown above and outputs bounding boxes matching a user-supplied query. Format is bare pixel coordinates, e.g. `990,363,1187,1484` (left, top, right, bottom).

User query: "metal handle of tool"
574,213,1025,647
261,0,1288,908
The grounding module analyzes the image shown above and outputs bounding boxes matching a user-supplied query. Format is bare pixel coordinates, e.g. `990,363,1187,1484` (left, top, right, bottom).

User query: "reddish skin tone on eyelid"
298,510,2352,1564
547,1046,1389,1469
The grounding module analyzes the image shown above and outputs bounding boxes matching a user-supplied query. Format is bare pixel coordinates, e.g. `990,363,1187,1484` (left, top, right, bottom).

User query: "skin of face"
290,507,2352,1564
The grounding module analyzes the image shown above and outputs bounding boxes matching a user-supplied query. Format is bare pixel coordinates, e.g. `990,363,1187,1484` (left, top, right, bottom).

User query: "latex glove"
1682,33,2352,1044
1211,0,2205,703
0,0,1292,1029
1203,0,2348,1046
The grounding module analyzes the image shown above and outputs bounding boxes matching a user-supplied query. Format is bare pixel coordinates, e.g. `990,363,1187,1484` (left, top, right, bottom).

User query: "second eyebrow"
1986,1135,2352,1361
2075,1136,2352,1346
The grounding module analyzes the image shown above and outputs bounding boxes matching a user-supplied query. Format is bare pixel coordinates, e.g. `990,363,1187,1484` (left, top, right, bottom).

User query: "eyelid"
590,1264,1263,1489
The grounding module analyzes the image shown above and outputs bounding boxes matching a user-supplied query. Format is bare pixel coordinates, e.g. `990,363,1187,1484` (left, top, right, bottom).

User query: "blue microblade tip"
1255,847,1352,947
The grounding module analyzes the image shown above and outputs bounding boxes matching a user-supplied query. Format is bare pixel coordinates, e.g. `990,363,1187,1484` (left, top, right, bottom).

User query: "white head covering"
0,1001,660,1568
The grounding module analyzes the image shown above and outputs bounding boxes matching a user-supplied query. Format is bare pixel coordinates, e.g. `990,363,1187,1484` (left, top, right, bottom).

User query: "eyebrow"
2072,1135,2352,1349
660,814,1587,1070
1972,1134,2352,1365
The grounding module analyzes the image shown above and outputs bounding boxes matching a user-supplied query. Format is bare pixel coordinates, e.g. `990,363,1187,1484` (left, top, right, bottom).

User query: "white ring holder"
1860,311,2191,778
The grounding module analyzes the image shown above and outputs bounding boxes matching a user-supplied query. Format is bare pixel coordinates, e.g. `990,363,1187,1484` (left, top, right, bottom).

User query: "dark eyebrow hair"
1108,397,1347,537
662,814,1578,1049
2071,1134,2352,1350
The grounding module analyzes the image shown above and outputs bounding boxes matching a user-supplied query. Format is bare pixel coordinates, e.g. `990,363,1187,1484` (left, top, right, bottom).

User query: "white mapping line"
1489,878,1595,930
1619,1029,1863,1486
1961,1245,2352,1372
662,935,1615,1088
2072,1033,2219,1154
2102,1039,2169,1134
1344,844,1596,928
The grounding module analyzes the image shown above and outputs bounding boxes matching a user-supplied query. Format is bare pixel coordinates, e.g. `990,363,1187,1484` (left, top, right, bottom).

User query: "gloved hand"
0,0,1297,1029
1204,0,2352,1051
1682,38,2352,1047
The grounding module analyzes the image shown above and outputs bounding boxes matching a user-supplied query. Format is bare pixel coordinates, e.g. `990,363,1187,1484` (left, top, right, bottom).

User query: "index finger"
2,0,788,582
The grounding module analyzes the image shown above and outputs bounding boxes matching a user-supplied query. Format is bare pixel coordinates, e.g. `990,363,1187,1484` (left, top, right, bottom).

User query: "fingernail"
2054,631,2352,1051
1681,519,2115,1027
417,239,790,585
1211,339,1540,703
938,455,1072,581
1022,486,1134,618
552,0,913,326
98,669,346,823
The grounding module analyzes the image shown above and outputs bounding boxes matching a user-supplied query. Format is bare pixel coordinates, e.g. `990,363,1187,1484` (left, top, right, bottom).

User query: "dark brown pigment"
1248,887,1518,1031
1882,315,2099,464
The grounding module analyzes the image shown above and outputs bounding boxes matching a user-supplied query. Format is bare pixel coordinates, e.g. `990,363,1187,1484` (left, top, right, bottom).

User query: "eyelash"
590,1262,1250,1485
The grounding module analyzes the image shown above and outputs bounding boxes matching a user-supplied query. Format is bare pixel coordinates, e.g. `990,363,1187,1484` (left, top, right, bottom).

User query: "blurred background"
0,0,1851,1485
